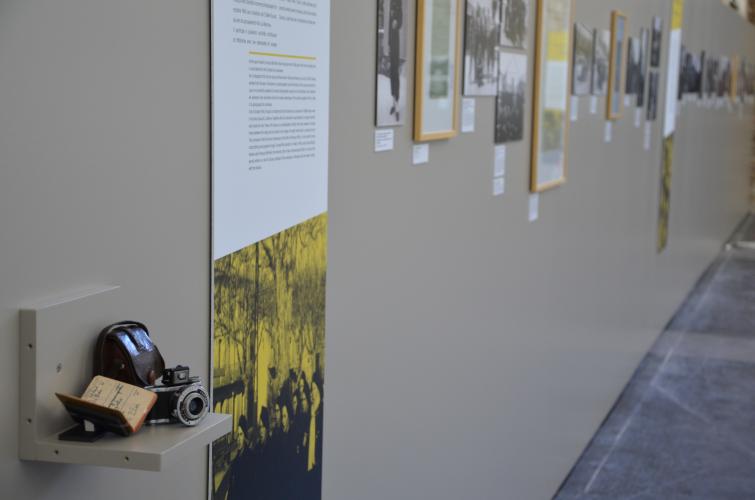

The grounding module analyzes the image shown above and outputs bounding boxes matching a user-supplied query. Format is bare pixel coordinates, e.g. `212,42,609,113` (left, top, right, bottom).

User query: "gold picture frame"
731,54,739,100
414,0,462,142
607,10,627,120
530,0,574,192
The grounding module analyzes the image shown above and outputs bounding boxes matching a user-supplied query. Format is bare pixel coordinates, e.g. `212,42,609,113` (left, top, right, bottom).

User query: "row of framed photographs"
571,15,661,119
374,0,755,194
376,0,528,138
677,50,755,101
374,0,563,190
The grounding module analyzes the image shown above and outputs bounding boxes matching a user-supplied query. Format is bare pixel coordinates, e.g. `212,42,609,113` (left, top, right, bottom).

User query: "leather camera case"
94,321,165,387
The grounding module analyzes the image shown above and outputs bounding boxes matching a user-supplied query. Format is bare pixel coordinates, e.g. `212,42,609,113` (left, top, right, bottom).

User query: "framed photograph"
572,23,593,96
677,44,687,101
607,11,627,121
530,0,574,192
698,51,706,99
647,70,659,121
650,17,662,68
637,28,649,107
500,0,529,49
705,56,718,99
376,0,409,126
625,37,642,97
731,55,740,100
414,0,462,142
495,51,527,143
592,29,610,96
718,56,730,98
679,50,702,96
463,0,500,96
738,58,752,99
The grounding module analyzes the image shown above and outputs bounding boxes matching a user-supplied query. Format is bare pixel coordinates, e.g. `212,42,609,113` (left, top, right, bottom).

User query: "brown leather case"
93,321,165,387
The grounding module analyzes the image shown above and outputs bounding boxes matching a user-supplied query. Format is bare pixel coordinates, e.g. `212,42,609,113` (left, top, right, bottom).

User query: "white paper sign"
528,193,540,222
604,121,613,143
375,129,395,152
643,122,652,151
493,177,505,196
624,95,632,107
634,108,642,128
212,0,331,258
494,145,506,178
462,98,476,133
663,30,682,136
570,96,579,122
590,96,598,114
413,143,429,164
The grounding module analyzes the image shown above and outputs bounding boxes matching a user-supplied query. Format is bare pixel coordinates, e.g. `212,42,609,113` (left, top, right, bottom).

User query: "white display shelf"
18,285,231,472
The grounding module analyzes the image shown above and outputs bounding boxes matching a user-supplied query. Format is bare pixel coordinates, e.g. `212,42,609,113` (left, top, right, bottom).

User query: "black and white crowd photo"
500,0,528,49
464,0,501,96
572,23,594,96
592,30,610,96
495,51,527,144
375,0,408,126
625,37,643,98
650,16,663,68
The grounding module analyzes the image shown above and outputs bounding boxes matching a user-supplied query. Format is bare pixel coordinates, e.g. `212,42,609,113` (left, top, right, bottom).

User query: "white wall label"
590,96,598,114
634,108,642,128
494,145,506,178
604,121,612,143
643,122,652,151
375,129,395,152
212,0,331,258
493,177,505,196
528,193,540,222
413,143,429,165
462,98,476,133
570,96,579,122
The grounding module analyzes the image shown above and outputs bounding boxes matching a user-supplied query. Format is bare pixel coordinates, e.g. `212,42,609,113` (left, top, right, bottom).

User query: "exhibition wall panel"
323,1,754,499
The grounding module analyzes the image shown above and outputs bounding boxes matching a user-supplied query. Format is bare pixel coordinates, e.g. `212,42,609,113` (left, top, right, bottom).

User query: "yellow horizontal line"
249,51,316,61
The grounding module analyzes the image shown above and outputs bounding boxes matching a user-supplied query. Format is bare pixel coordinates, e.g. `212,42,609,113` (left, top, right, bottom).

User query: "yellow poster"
212,214,327,500
671,0,684,31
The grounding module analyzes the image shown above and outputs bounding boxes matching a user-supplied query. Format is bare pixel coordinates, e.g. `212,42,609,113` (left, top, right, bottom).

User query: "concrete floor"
556,217,755,500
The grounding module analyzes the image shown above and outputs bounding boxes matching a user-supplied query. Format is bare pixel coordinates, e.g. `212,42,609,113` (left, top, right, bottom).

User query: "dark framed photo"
637,28,649,107
376,0,409,126
572,23,593,96
463,0,501,96
650,17,662,68
607,10,627,120
592,29,610,96
625,37,642,98
495,51,527,143
647,70,659,121
500,0,529,49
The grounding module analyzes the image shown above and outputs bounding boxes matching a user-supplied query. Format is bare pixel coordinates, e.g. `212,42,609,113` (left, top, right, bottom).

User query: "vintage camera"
145,366,209,427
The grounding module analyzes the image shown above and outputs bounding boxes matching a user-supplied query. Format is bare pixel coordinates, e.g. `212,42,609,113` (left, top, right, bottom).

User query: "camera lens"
173,384,209,426
187,395,205,417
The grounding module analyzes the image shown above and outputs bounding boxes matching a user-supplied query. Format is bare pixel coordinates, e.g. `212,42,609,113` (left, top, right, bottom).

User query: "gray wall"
0,1,752,500
323,1,754,500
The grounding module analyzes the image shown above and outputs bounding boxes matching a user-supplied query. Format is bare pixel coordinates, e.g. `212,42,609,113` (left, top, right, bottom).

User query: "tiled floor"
556,217,755,500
